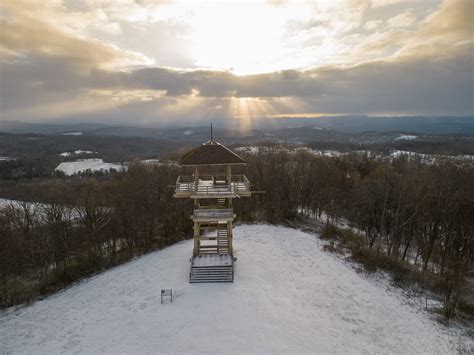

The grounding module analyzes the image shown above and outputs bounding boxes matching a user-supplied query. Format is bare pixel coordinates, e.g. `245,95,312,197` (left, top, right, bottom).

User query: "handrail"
193,208,234,219
178,174,248,182
175,174,250,196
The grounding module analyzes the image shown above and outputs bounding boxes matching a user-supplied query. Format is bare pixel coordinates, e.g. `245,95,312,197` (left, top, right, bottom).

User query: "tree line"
1,148,472,321
235,148,473,321
0,164,192,307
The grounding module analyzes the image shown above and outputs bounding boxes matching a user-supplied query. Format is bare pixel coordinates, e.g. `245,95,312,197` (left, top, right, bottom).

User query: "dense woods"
1,149,473,322
238,149,474,321
0,165,192,308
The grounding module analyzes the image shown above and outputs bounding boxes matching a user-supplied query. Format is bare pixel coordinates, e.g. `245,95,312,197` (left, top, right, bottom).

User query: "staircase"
217,222,229,254
190,254,234,283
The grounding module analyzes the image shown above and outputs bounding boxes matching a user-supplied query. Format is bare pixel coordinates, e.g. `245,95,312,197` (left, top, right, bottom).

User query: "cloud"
0,0,472,125
0,1,151,69
364,20,383,31
387,9,416,28
397,0,473,56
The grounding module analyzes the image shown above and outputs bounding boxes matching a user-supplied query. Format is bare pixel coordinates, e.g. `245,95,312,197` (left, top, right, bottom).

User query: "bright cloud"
0,0,472,127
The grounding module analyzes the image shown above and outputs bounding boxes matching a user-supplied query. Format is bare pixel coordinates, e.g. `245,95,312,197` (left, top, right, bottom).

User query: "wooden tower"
174,139,251,282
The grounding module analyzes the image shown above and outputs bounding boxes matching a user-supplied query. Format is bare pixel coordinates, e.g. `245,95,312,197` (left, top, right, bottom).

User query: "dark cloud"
0,0,473,123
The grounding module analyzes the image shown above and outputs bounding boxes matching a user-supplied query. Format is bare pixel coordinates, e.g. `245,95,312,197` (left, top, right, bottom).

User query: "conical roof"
179,140,246,166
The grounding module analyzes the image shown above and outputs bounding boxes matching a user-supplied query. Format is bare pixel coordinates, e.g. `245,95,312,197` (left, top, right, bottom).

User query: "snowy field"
61,132,83,136
0,225,467,354
235,145,474,165
55,158,127,176
395,134,418,141
59,150,96,157
0,198,41,209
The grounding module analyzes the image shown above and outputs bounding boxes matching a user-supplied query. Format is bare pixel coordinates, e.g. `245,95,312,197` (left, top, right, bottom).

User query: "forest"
0,149,472,322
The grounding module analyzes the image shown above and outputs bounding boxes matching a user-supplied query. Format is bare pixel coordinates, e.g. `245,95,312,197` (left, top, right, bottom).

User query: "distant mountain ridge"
0,120,109,135
1,116,473,136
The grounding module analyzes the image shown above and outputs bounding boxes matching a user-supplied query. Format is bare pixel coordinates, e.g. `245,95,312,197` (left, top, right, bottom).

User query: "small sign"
161,289,173,303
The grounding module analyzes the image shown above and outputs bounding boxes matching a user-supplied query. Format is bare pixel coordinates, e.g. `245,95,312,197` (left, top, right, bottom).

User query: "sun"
180,1,312,75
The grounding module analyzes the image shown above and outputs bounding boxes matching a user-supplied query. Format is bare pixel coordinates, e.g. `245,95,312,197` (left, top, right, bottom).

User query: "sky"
0,0,473,129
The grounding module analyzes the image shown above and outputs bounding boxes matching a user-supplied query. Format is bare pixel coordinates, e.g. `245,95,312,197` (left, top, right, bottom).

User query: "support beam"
228,220,233,256
226,165,232,189
194,167,200,189
193,221,200,256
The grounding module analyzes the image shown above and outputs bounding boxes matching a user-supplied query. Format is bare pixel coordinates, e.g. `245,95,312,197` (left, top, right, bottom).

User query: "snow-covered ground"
61,132,83,136
235,145,474,165
395,134,418,140
59,150,95,157
139,159,178,166
387,150,474,164
0,224,467,354
0,198,37,209
55,158,127,176
0,198,83,222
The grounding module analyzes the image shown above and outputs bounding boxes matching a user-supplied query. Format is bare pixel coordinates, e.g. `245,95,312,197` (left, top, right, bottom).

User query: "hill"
0,225,467,353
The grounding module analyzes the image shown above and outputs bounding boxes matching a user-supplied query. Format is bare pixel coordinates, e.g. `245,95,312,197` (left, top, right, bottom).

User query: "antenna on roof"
210,122,213,142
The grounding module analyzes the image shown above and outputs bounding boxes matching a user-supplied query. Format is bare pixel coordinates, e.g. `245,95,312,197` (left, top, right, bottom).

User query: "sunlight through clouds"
0,0,472,127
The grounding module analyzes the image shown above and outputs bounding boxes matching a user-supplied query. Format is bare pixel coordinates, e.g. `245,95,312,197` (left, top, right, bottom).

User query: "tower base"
189,254,234,283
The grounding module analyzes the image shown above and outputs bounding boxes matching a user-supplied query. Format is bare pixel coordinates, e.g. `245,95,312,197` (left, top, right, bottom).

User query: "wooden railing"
193,208,234,219
175,174,250,196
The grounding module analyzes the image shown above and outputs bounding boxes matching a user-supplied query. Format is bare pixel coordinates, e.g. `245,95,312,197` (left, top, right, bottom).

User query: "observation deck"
174,174,250,198
192,208,235,221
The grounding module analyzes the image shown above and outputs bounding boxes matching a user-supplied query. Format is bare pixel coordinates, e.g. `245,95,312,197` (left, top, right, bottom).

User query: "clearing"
0,224,467,354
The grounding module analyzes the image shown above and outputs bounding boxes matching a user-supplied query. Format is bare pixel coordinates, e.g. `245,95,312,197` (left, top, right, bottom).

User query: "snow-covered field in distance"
59,150,96,157
235,145,474,164
55,158,127,176
61,132,83,136
0,198,40,209
0,224,467,354
395,134,418,141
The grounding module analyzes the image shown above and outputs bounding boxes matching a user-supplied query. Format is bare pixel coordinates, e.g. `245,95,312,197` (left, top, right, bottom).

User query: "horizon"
1,0,473,130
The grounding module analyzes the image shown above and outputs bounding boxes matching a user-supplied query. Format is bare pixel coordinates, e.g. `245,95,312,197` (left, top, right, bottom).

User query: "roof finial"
210,122,213,142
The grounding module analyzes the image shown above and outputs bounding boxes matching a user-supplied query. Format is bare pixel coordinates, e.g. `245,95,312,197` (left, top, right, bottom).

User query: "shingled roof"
179,140,246,166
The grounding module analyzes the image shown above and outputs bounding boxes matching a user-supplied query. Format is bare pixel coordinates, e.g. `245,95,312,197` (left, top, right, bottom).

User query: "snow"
0,198,30,209
390,150,434,164
59,150,95,157
0,198,50,214
0,198,81,221
61,132,82,136
395,134,418,141
140,159,161,164
0,224,465,354
235,146,349,158
235,145,261,154
0,156,15,161
55,158,127,176
300,147,346,157
236,145,474,165
139,159,177,166
192,254,233,267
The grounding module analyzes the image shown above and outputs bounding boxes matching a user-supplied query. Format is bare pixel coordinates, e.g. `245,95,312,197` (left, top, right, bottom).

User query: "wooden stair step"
190,280,233,283
191,268,232,272
190,260,234,283
191,266,232,270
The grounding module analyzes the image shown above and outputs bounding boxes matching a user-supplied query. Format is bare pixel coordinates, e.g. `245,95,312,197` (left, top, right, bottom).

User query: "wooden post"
193,221,200,256
228,220,233,256
194,166,200,190
226,165,232,189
